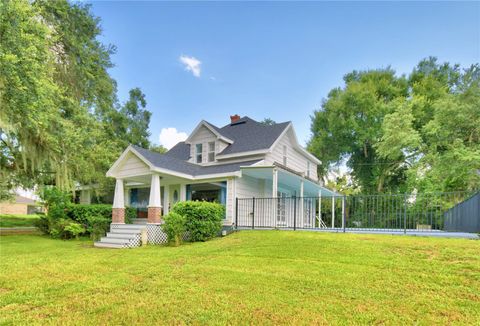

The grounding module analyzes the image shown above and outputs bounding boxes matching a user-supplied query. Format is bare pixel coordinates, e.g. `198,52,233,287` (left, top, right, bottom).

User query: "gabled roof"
185,120,234,144
164,116,320,164
217,117,291,155
116,145,260,178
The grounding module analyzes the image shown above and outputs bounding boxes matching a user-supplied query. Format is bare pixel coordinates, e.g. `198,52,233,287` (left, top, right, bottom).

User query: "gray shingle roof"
132,145,259,177
165,116,290,160
217,117,290,155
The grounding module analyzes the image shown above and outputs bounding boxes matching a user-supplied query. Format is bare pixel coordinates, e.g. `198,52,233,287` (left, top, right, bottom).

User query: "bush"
49,219,85,240
66,204,134,225
171,201,224,242
163,212,187,246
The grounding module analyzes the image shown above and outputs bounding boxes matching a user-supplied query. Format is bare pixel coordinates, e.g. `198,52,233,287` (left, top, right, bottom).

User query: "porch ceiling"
241,166,337,196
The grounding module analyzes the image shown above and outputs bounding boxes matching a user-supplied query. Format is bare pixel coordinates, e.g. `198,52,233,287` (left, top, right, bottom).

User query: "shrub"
163,212,187,246
86,215,111,241
34,216,50,234
66,204,134,225
49,219,85,240
171,201,224,242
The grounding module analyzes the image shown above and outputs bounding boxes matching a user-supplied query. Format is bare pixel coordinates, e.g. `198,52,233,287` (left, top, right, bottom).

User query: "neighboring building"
95,115,335,248
0,195,41,215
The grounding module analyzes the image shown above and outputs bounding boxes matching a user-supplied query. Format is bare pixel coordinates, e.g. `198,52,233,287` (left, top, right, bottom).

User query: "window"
195,143,203,163
282,145,287,166
307,161,310,178
208,141,215,162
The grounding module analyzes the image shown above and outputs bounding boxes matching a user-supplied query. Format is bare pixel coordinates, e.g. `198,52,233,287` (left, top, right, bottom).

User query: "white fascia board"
185,120,233,144
192,171,241,180
106,145,155,178
215,149,269,160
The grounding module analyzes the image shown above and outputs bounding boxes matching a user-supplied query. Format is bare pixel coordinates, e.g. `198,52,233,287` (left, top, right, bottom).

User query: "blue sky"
90,1,480,148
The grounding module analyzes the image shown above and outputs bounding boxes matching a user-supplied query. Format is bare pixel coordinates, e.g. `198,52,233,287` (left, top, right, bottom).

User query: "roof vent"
230,114,240,124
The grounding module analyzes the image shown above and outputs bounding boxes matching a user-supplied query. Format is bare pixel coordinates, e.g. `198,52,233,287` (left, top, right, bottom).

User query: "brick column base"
112,208,125,223
148,206,162,224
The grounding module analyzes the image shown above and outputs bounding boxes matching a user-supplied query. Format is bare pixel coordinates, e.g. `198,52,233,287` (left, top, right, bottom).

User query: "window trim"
207,141,215,162
195,143,203,163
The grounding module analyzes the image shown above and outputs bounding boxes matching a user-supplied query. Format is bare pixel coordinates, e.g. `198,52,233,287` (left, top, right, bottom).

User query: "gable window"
195,143,203,163
282,145,287,166
208,141,215,162
307,161,310,178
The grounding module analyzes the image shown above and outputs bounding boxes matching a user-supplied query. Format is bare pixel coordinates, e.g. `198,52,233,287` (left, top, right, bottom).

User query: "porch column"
163,185,170,215
180,184,187,201
112,179,125,224
272,168,278,225
318,190,322,228
331,196,335,228
299,180,304,228
148,174,162,224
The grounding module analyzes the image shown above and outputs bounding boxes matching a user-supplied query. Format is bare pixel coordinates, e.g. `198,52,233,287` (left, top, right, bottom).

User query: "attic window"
208,141,215,162
283,145,287,166
307,161,310,178
195,143,203,163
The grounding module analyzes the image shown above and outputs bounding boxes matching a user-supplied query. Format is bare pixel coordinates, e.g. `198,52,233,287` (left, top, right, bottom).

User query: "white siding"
116,152,150,178
235,175,266,198
188,125,219,164
265,130,318,181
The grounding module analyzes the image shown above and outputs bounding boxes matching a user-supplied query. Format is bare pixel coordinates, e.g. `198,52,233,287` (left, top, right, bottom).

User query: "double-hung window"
195,144,203,163
208,141,215,162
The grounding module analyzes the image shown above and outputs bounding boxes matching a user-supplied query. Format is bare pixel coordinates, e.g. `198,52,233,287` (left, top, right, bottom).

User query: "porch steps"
94,222,147,249
131,218,148,224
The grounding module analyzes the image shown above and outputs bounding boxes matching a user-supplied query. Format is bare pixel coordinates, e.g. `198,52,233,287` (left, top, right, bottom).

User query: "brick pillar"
148,206,162,224
112,208,125,224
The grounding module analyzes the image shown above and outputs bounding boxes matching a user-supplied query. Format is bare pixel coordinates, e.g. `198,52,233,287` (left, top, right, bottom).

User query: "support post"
252,197,255,229
293,195,297,231
112,179,125,224
180,184,187,201
235,197,239,229
272,168,278,226
147,174,162,224
331,196,335,229
318,190,322,228
299,180,304,228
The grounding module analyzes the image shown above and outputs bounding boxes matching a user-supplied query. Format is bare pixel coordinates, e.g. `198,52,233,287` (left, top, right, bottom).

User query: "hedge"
171,201,224,242
66,204,135,225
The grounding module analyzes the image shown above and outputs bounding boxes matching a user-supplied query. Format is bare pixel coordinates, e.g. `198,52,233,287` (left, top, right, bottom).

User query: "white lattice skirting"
147,224,190,245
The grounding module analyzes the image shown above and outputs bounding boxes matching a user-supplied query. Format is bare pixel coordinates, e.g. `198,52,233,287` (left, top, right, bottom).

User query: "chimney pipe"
230,114,240,124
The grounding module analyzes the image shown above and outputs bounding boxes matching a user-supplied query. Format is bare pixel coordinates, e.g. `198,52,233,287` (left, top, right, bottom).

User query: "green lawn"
0,231,479,325
0,214,40,228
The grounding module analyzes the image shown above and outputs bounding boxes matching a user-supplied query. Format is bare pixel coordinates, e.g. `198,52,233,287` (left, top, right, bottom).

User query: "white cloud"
179,55,201,77
159,127,188,149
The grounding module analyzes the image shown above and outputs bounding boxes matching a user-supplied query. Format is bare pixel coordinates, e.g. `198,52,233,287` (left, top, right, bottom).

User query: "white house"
95,115,335,248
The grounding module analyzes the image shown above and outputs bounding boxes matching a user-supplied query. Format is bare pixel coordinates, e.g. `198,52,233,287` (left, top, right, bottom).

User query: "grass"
0,214,40,228
0,231,479,325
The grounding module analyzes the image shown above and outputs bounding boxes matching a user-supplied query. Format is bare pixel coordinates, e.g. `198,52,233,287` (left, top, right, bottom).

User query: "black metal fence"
235,191,478,233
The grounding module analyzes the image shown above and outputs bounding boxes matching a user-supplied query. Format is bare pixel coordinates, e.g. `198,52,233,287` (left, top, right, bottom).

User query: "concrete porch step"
110,224,146,230
131,218,148,225
106,232,137,239
110,227,143,234
94,242,125,249
99,237,131,244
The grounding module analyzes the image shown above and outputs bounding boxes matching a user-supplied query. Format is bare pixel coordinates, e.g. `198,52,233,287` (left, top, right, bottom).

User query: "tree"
116,87,152,148
0,0,153,199
308,58,480,194
308,68,409,193
149,144,168,154
260,118,276,126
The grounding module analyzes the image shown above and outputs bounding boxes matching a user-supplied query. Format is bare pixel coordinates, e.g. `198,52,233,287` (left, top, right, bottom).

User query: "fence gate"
235,191,478,233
